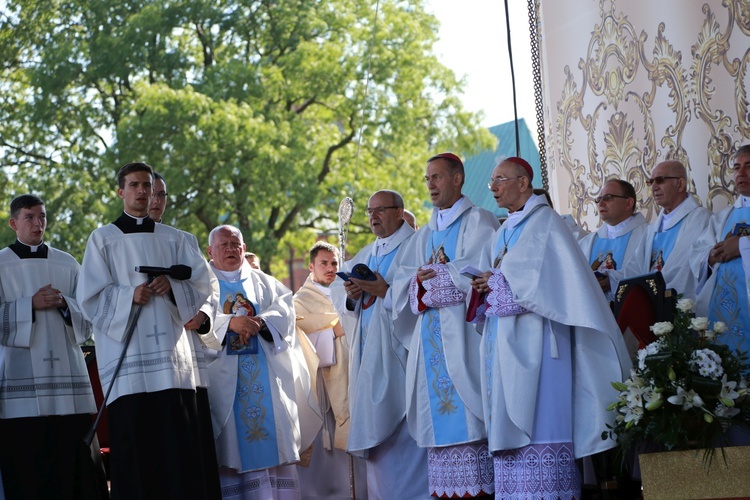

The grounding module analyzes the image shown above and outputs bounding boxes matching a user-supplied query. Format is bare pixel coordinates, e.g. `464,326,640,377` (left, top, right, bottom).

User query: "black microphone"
134,265,192,280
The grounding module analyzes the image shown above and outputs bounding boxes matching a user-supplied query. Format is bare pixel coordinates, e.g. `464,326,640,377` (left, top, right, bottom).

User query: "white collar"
17,239,43,252
505,193,542,230
212,266,243,283
606,214,637,238
742,196,750,208
436,196,467,231
124,211,148,225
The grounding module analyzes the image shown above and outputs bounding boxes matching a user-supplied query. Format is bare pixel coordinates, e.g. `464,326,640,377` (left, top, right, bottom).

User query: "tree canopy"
0,0,494,274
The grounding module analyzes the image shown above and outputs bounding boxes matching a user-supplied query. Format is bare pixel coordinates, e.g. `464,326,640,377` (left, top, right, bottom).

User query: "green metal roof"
461,118,542,217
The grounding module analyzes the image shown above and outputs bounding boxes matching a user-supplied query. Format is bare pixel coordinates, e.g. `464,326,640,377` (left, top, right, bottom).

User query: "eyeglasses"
366,206,399,216
594,194,629,203
487,176,523,189
646,176,681,186
154,191,169,199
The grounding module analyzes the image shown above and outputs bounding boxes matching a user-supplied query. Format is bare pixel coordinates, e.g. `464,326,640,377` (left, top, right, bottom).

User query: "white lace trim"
428,442,494,497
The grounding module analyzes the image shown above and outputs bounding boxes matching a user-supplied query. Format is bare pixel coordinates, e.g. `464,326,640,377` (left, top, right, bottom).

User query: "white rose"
676,298,695,313
650,321,674,336
713,321,727,334
691,317,710,331
702,329,717,341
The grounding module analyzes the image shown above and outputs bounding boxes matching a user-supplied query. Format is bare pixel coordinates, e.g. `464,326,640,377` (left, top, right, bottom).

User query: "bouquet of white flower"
603,298,750,456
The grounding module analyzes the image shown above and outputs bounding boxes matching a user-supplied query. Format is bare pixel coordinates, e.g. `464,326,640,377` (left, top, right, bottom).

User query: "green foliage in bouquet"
603,298,750,455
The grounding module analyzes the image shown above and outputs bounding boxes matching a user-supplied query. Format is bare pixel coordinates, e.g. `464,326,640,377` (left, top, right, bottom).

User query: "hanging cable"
504,0,520,156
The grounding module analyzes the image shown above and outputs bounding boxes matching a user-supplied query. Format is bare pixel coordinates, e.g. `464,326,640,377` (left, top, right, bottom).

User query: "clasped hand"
470,271,493,293
32,284,66,310
709,235,741,266
228,315,265,345
133,275,172,305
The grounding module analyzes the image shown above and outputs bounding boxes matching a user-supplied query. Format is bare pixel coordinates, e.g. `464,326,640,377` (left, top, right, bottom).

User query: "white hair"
208,224,244,246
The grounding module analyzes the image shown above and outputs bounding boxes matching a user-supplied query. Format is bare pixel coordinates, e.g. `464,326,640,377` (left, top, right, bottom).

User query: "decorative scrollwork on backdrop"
550,0,750,228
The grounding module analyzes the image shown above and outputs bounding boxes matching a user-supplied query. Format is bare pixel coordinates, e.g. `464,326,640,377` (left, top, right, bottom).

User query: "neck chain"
494,223,521,268
493,204,545,267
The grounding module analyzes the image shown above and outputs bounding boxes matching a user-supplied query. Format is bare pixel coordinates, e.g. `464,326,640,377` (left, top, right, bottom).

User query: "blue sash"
650,218,684,271
360,250,397,358
589,232,633,271
218,279,280,471
419,217,467,445
709,207,750,354
484,218,531,426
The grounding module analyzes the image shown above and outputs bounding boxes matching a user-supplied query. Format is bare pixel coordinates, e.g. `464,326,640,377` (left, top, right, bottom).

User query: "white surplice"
77,221,213,403
0,245,95,418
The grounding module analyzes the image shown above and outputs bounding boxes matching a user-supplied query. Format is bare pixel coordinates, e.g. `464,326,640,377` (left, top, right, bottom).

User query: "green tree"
0,0,494,271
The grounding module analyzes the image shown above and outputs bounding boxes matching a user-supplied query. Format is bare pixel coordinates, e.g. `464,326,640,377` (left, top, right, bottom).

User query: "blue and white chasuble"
650,219,685,272
708,207,750,354
359,251,397,358
218,279,280,472
419,218,471,445
589,233,631,271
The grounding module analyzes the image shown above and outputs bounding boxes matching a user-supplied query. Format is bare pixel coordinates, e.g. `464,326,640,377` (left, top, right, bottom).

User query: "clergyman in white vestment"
471,157,631,498
334,190,430,499
77,162,215,500
0,194,106,499
626,160,710,300
390,153,500,498
203,225,321,500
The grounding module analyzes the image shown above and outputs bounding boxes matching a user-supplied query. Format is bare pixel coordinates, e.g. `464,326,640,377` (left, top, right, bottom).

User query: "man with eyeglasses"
332,190,429,498
148,172,169,223
77,162,216,499
469,157,631,498
579,179,647,300
693,145,750,357
391,152,499,498
628,160,710,299
149,170,222,499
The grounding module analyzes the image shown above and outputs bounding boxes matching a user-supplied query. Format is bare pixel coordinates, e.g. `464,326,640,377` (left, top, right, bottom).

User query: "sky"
424,0,538,137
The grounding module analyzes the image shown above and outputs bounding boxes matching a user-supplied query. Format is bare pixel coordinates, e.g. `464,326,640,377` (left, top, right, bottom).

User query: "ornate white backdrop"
538,0,750,230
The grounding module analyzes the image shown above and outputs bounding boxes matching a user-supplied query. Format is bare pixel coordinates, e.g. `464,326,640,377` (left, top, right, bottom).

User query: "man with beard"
294,242,367,499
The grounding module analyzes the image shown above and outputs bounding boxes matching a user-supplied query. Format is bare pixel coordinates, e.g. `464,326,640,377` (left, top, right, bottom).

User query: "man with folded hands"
470,156,631,498
390,152,499,498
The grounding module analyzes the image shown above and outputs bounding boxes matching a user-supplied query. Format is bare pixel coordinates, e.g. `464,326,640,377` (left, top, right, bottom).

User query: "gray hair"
208,225,244,246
